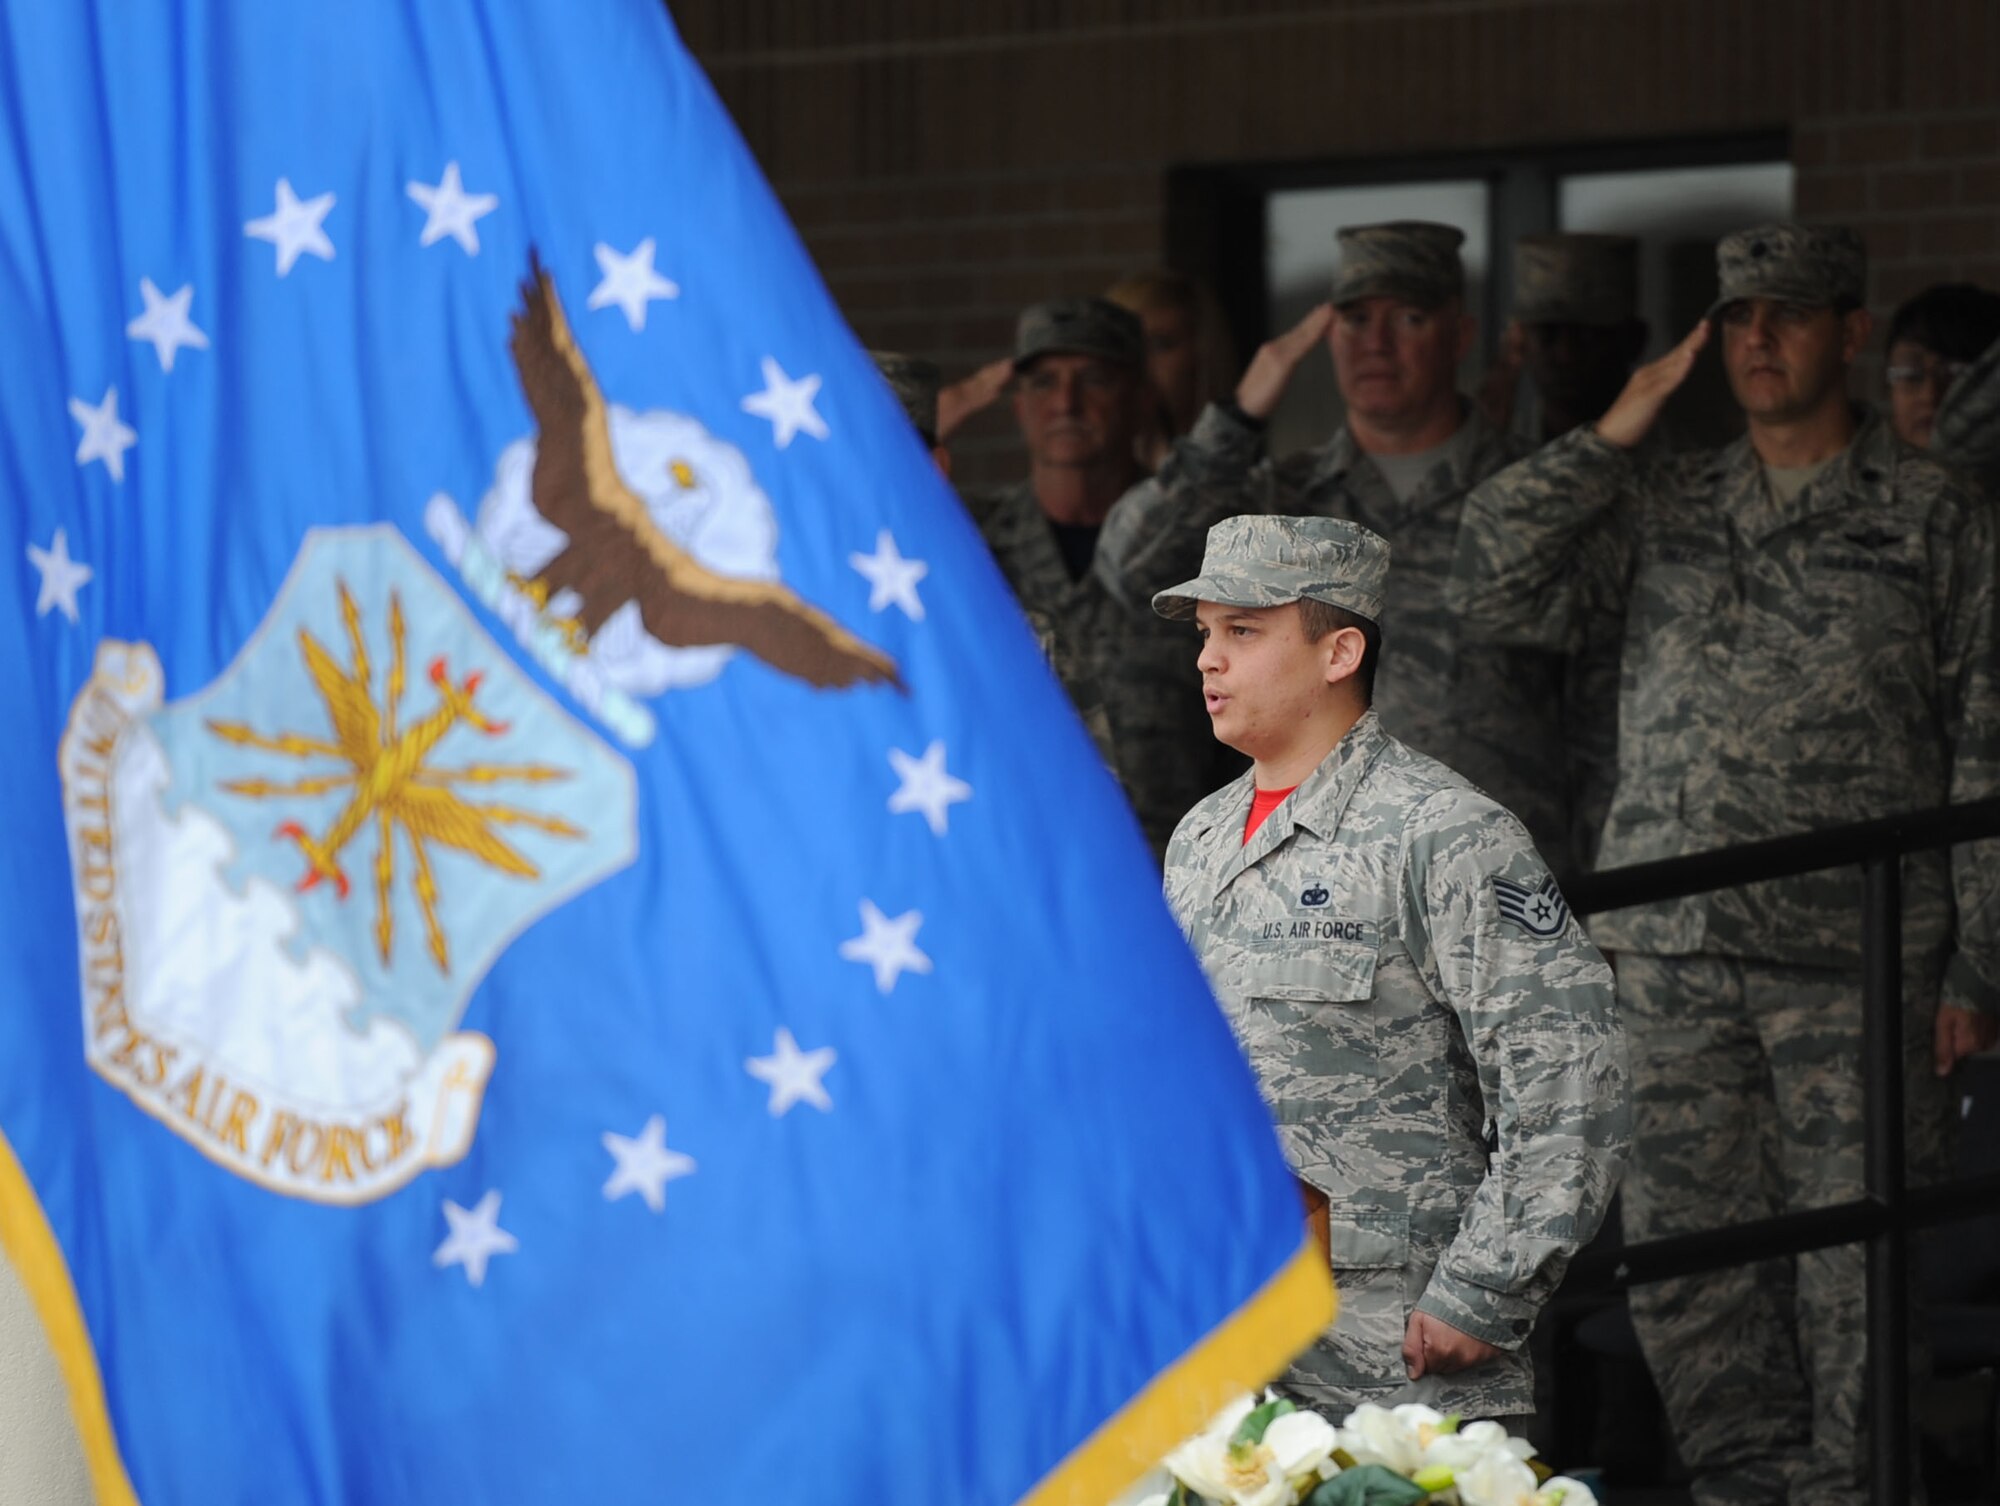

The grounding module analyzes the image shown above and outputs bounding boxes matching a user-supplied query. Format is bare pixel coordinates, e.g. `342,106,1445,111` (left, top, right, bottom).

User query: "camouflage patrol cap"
1706,222,1866,319
869,351,941,442
1330,221,1465,308
1011,295,1145,371
1513,233,1640,326
1153,516,1390,624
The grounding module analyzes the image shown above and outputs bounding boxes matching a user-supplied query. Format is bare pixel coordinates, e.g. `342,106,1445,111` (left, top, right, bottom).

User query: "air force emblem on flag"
1493,872,1572,938
424,256,902,749
55,526,636,1204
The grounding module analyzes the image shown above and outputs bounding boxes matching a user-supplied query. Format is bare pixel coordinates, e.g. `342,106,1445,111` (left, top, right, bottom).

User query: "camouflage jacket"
1164,713,1629,1416
962,482,1216,860
1450,413,2000,1013
1935,332,2000,499
1098,401,1611,877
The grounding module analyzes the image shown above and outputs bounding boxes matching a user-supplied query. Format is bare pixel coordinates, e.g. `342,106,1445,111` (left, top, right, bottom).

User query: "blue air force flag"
0,3,1330,1501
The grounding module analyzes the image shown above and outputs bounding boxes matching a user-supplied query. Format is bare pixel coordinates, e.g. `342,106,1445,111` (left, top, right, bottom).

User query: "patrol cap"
1330,221,1465,309
869,350,941,443
1152,515,1390,624
1513,232,1640,326
1011,296,1145,371
1706,222,1866,320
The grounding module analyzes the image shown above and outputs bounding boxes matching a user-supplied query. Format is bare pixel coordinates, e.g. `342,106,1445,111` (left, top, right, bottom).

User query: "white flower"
1110,1465,1175,1506
1458,1453,1543,1506
1423,1417,1538,1475
1161,1393,1336,1506
1333,1402,1449,1475
1263,1409,1339,1478
1537,1478,1600,1506
1456,1453,1600,1506
1163,1434,1239,1500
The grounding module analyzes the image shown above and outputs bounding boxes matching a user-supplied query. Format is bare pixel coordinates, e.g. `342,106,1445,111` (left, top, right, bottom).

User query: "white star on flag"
125,278,208,372
587,237,679,330
601,1115,697,1213
746,1028,837,1117
432,1190,518,1288
245,178,335,276
887,741,972,836
838,899,932,995
406,161,498,255
26,529,92,624
69,387,136,483
848,530,927,621
740,357,827,449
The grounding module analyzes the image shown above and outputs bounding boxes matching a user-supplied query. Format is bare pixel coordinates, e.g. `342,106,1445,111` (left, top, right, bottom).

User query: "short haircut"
1296,598,1381,706
1887,283,2000,365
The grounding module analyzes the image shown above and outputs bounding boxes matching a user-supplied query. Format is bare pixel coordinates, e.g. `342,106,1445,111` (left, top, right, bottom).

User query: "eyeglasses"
1885,360,1970,389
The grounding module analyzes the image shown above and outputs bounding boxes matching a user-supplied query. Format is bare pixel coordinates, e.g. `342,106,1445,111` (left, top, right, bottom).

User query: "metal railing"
1561,796,2000,1506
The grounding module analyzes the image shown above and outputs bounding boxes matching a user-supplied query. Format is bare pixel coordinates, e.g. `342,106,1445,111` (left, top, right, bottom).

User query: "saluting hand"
937,356,1014,443
1236,302,1334,421
1402,1310,1499,1379
1594,318,1710,449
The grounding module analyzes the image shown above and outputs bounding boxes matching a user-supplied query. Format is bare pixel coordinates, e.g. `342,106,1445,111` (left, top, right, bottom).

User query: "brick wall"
777,165,1165,481
1795,109,2000,317
679,0,2000,485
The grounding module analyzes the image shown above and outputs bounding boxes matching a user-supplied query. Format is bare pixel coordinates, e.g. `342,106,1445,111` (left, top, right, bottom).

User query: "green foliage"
1302,1463,1431,1506
1228,1397,1297,1450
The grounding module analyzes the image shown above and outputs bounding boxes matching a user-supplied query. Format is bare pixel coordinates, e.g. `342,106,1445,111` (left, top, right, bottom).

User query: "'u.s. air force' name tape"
1493,874,1572,938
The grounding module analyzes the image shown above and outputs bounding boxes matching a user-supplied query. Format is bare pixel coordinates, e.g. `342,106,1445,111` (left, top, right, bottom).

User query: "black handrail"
1564,795,2000,917
1556,797,2000,1506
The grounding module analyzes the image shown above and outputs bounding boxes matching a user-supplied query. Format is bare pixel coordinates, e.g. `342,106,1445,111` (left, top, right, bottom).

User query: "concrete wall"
0,1253,90,1505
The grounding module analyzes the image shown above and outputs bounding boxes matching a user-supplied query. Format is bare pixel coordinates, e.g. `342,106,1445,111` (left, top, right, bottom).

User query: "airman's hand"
1402,1311,1500,1379
1935,1004,1998,1077
1594,319,1709,449
937,356,1014,443
1236,303,1334,421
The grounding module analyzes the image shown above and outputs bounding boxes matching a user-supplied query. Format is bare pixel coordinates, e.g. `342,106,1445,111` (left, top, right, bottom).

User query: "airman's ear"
1321,624,1367,690
1842,307,1875,366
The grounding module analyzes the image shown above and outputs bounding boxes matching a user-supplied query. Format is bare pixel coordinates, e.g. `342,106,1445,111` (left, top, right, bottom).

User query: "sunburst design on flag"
207,578,582,973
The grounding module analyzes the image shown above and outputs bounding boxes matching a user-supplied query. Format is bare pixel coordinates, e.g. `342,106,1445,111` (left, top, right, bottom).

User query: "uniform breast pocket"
1250,946,1382,1120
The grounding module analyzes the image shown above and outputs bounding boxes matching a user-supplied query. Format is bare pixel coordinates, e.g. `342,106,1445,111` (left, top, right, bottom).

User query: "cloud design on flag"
473,407,782,696
115,721,424,1109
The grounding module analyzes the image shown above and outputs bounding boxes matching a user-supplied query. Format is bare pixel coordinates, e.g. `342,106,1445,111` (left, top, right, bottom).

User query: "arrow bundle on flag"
0,3,1331,1501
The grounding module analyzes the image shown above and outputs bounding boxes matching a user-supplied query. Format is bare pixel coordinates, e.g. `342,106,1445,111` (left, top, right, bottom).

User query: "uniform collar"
1302,403,1507,517
1722,407,1900,545
1203,712,1390,898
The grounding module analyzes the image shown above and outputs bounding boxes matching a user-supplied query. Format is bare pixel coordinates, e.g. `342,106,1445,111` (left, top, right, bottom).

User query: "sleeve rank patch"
1493,873,1571,938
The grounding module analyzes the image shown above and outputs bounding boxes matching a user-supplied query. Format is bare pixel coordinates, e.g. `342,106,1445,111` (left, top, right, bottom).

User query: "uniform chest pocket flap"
1251,947,1382,1093
1251,946,1378,1006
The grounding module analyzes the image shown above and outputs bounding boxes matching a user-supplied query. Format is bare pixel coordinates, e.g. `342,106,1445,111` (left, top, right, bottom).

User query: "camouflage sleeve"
1931,479,2000,1015
1933,333,2000,480
1399,788,1631,1349
1562,605,1624,874
1094,401,1280,611
1449,426,1637,652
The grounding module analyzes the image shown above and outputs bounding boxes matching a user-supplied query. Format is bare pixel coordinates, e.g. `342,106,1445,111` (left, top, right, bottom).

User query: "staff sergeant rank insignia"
1493,873,1572,938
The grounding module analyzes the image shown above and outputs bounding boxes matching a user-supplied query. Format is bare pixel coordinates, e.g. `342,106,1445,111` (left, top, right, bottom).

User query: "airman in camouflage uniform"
1157,514,1630,1421
871,347,1122,771
1933,330,2000,497
956,301,1216,859
1450,223,2000,1505
1095,223,1603,877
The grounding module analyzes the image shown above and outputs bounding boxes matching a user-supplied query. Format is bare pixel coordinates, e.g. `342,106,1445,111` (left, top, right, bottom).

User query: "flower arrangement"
1119,1395,1597,1506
